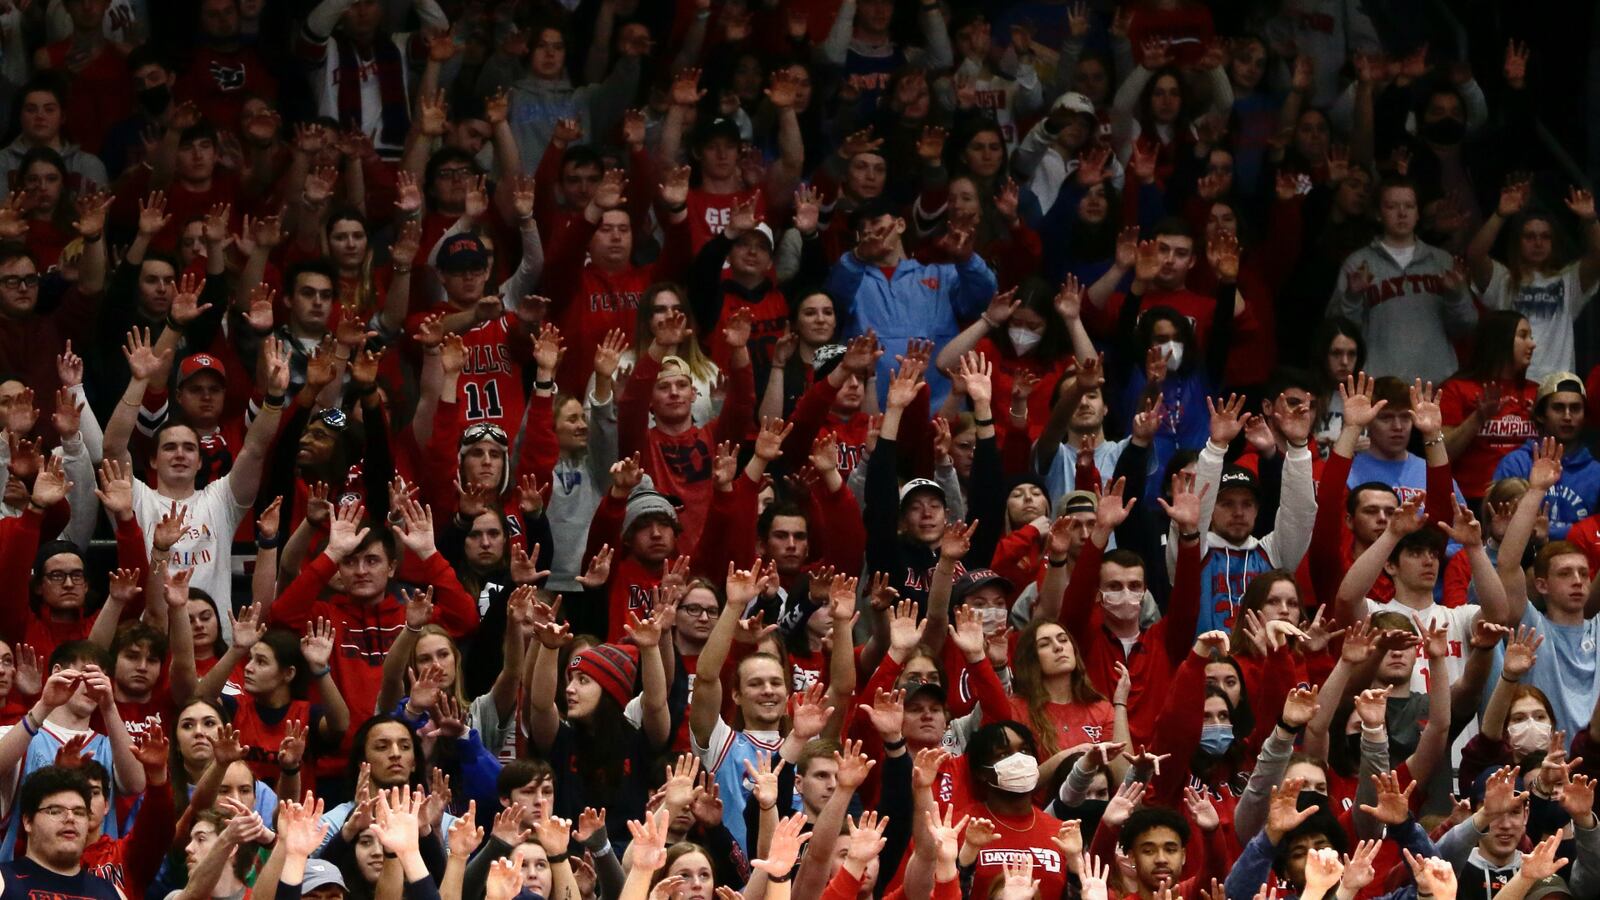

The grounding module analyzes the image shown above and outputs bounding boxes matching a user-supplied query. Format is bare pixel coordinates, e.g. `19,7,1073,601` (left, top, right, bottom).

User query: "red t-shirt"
1101,287,1224,350
1006,697,1117,751
687,186,766,254
974,337,1072,442
966,804,1068,900
1438,377,1537,499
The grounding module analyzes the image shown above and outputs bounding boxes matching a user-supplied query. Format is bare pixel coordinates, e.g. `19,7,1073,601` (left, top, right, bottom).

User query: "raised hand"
1358,770,1417,825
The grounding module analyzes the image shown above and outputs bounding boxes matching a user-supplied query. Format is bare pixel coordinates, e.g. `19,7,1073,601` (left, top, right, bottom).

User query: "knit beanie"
622,480,679,536
569,643,640,707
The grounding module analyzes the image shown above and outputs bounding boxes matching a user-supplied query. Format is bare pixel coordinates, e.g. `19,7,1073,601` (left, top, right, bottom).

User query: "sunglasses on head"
463,422,509,446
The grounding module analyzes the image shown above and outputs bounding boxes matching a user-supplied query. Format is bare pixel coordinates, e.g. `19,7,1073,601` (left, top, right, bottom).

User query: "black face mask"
1422,117,1466,145
1298,790,1330,811
138,84,171,117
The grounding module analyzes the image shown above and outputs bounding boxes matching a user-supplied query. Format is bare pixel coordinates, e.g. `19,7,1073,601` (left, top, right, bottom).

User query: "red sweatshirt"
81,779,175,899
618,352,755,554
1059,538,1201,748
266,551,478,726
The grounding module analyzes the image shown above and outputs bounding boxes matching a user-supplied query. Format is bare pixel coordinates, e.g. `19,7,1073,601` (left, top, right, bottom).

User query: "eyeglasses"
0,274,40,290
42,570,86,585
463,423,509,446
679,605,718,620
901,674,941,688
35,804,90,821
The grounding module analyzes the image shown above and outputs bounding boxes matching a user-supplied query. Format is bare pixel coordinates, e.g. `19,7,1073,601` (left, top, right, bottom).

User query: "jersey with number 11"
455,314,526,440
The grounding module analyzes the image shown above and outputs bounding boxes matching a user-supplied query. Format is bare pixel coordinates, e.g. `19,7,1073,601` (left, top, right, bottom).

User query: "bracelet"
263,394,287,409
883,737,907,750
1048,556,1069,568
82,232,102,244
979,314,999,329
758,802,777,811
393,266,411,275
165,315,185,331
1500,673,1520,683
534,379,556,391
21,712,39,735
1113,702,1127,708
1422,435,1444,448
1277,717,1305,735
406,623,424,633
308,666,331,678
279,764,301,775
546,851,571,865
256,531,282,550
974,417,994,427
766,869,795,884
1179,531,1201,542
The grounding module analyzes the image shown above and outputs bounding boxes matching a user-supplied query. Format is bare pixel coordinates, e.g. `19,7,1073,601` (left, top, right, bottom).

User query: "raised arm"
228,336,290,507
1501,437,1561,623
1336,497,1423,624
690,564,770,748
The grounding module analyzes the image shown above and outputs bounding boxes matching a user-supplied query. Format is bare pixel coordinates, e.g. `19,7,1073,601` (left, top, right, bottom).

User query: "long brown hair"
1011,621,1103,757
1227,569,1301,658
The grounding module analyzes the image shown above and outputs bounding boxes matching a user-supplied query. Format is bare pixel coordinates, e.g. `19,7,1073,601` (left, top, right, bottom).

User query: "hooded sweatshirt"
482,56,642,174
267,551,479,725
1181,440,1316,635
1329,236,1477,383
1493,438,1600,540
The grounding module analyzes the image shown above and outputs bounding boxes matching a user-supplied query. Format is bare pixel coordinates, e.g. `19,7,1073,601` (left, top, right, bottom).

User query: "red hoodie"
267,551,479,730
81,780,175,899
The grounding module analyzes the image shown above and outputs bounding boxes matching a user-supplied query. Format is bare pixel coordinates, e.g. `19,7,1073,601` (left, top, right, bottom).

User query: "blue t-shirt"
1516,603,1600,739
1347,452,1465,506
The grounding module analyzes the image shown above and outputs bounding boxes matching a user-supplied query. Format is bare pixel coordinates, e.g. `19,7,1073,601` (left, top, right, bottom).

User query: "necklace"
984,802,1037,833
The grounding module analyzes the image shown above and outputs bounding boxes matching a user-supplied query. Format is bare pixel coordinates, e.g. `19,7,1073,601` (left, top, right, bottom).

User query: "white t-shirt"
133,478,248,642
1480,260,1597,381
1365,597,1480,693
1382,241,1417,271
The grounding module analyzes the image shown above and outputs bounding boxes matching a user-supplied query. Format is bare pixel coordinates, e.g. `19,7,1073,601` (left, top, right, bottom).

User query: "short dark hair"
757,501,808,540
352,525,398,561
1264,367,1317,402
1102,548,1145,574
1346,482,1398,516
285,258,338,295
19,75,66,109
562,145,604,173
112,622,169,664
0,241,37,270
1119,806,1191,853
425,147,479,191
847,197,899,234
179,121,219,147
1377,174,1417,202
1272,809,1348,877
19,765,92,818
126,45,175,75
49,639,111,673
1151,216,1194,241
1390,527,1446,564
497,758,554,798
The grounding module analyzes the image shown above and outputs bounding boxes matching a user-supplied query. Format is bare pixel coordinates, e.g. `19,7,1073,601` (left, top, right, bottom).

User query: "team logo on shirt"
209,60,247,91
979,848,1062,874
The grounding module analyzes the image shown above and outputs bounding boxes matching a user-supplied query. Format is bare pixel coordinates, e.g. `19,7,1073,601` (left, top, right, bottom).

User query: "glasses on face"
42,570,87,585
0,274,40,290
679,605,718,620
35,804,90,821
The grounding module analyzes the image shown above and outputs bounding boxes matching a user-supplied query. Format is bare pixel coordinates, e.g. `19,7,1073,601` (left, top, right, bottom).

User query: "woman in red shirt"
1439,310,1539,501
934,280,1074,441
1009,620,1120,784
16,147,78,271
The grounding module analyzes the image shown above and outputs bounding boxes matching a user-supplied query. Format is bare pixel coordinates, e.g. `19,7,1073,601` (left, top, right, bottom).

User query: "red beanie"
569,643,640,707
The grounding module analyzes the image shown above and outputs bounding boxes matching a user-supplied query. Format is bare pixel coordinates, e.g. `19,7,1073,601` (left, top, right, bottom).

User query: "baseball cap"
694,116,743,147
904,681,947,707
735,222,775,249
1537,371,1585,406
898,478,945,505
1052,92,1096,117
437,233,489,273
1060,490,1098,516
657,356,693,383
953,568,1013,605
1218,465,1259,498
302,859,347,895
1521,874,1571,900
179,353,226,384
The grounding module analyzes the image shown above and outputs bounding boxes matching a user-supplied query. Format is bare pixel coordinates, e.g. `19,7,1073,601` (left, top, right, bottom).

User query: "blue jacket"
825,251,997,408
1494,440,1600,539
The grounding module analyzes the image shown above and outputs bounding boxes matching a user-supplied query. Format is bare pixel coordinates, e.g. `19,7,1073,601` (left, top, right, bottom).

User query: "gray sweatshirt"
478,55,641,175
1328,238,1478,383
543,393,617,592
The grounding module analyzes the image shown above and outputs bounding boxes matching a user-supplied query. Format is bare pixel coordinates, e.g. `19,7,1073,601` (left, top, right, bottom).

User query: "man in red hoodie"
618,307,755,553
267,496,478,724
76,731,175,900
541,167,692,394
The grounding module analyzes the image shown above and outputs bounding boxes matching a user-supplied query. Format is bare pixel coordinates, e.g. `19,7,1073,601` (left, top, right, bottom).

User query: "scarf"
333,33,409,148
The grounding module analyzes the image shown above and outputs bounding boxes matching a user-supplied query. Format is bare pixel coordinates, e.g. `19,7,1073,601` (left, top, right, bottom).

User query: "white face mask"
1101,588,1143,620
1506,718,1552,756
991,751,1040,793
976,606,1008,634
1008,327,1043,354
1156,340,1184,371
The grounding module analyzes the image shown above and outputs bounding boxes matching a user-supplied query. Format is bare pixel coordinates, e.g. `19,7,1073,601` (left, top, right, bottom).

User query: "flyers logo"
209,61,247,91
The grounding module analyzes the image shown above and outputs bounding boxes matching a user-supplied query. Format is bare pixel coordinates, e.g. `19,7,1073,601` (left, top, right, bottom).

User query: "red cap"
179,353,226,383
